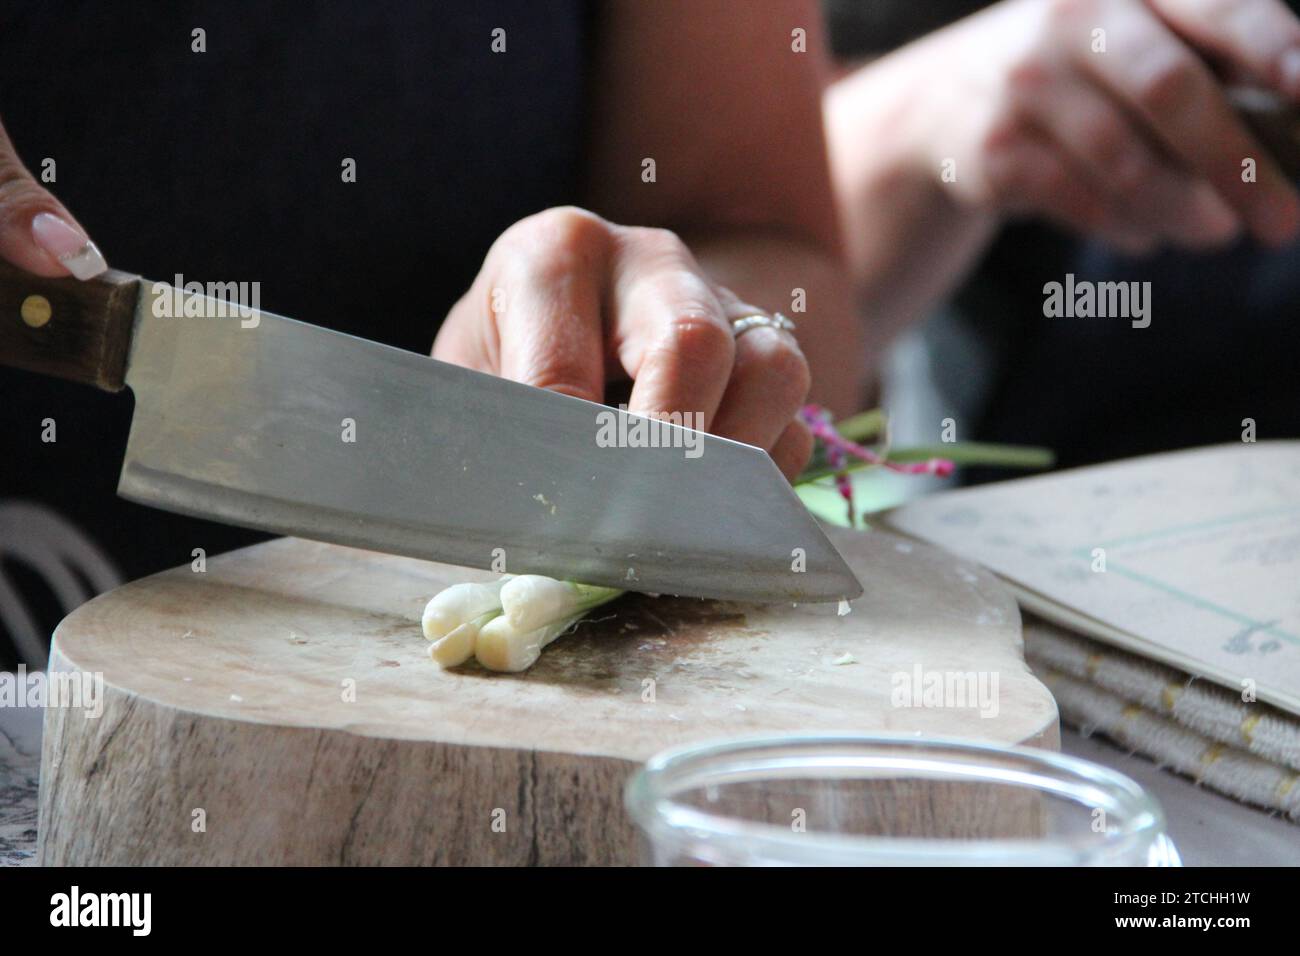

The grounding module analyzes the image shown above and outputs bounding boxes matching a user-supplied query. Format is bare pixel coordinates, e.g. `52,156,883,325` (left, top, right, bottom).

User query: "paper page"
883,442,1300,714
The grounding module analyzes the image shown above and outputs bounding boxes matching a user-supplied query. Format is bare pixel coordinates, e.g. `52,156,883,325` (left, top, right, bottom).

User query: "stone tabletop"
0,705,40,867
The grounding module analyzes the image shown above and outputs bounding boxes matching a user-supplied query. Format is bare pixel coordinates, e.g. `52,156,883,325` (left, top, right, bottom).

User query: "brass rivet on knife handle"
20,294,51,328
0,258,141,392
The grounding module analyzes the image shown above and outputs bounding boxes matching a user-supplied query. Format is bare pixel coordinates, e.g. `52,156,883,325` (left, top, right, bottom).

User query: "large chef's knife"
0,261,861,603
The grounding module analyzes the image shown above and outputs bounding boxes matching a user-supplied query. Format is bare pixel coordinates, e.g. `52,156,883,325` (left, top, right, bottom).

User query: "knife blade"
0,263,862,603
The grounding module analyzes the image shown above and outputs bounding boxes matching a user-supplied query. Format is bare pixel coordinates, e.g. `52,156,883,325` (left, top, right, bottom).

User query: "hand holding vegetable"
433,207,815,482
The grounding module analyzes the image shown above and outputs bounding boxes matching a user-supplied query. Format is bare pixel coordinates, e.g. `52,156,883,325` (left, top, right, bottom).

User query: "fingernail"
1281,48,1300,99
31,212,107,279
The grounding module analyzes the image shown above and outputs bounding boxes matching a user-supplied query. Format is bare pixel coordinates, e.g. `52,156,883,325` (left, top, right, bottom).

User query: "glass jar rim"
624,733,1170,866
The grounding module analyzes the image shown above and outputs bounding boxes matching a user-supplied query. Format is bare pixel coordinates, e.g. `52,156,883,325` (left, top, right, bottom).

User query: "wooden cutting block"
38,528,1058,865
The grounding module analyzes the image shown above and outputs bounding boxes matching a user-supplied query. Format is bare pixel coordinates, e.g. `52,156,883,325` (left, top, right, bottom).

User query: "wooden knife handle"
0,258,141,392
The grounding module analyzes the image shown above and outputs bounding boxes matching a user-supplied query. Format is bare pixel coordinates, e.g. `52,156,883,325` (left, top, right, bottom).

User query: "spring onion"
422,573,623,672
422,580,510,642
428,610,499,667
500,576,624,632
474,610,590,673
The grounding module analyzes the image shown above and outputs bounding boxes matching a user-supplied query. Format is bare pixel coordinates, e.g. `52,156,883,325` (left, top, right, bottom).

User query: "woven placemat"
1025,616,1300,821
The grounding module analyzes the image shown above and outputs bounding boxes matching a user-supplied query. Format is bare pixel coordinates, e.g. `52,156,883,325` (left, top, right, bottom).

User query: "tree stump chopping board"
38,527,1058,865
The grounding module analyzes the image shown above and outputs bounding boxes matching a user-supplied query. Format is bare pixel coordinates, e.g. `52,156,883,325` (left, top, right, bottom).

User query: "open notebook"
883,442,1300,716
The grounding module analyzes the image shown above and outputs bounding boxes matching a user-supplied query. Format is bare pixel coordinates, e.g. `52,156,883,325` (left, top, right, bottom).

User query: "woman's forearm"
582,1,866,416
824,49,1001,345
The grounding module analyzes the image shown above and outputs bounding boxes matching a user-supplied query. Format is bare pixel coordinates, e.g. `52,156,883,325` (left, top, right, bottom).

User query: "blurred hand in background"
822,0,1300,355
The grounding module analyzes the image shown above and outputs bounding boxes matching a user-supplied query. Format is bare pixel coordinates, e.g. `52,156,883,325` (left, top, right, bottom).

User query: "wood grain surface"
39,527,1058,865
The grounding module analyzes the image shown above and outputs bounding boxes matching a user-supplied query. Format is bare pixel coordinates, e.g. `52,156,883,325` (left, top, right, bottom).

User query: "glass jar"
625,734,1180,866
